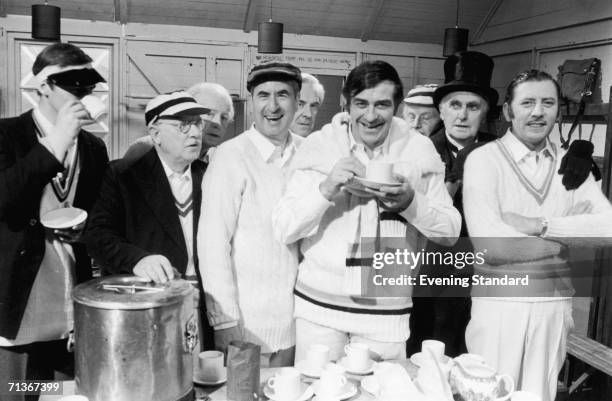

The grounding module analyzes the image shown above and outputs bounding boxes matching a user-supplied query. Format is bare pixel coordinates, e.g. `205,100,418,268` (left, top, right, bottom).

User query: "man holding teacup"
0,43,109,394
273,60,460,363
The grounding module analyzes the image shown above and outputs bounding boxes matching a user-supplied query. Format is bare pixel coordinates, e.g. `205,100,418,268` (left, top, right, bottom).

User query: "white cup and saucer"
40,207,88,230
264,367,314,401
353,161,401,190
193,350,227,386
337,343,375,375
295,344,330,378
312,363,357,400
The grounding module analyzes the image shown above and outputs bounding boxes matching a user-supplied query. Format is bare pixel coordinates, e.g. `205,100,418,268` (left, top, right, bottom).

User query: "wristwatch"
539,216,549,236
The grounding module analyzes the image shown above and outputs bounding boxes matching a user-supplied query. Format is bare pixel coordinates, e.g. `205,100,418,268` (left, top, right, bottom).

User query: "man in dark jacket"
0,43,108,397
85,91,214,350
408,51,498,358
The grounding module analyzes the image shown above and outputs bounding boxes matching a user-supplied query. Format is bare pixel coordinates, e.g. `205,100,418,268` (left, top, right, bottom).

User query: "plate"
312,380,358,400
263,382,314,401
193,368,227,386
360,376,380,397
353,177,401,190
40,207,87,229
337,356,375,375
409,352,451,367
295,360,323,378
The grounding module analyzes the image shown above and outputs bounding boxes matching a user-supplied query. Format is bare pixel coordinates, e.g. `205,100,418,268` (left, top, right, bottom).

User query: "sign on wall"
251,50,356,71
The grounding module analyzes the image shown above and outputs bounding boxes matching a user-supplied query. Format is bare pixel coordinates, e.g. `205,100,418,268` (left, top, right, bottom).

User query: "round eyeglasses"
156,117,204,134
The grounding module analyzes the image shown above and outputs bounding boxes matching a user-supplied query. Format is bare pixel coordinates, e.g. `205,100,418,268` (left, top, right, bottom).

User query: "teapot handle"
498,373,515,394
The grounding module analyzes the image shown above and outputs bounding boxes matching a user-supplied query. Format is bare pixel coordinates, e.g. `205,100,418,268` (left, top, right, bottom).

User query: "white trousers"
466,298,573,401
295,317,406,363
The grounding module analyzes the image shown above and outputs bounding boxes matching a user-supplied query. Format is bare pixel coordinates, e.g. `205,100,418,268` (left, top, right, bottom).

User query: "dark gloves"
558,140,601,190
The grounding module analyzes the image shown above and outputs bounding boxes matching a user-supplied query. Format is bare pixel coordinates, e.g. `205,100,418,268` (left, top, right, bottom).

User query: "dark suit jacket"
85,149,214,348
0,110,109,339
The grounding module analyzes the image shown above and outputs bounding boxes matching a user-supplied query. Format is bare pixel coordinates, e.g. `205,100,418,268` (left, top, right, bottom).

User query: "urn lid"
72,275,193,310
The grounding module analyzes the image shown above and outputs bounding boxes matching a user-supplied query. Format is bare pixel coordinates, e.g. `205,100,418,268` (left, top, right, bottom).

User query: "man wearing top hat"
401,84,442,137
408,51,499,358
0,42,109,393
85,90,215,350
197,62,302,366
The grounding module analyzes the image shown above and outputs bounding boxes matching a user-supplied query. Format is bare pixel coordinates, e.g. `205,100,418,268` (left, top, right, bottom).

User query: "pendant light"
258,0,283,54
443,0,468,57
32,1,61,42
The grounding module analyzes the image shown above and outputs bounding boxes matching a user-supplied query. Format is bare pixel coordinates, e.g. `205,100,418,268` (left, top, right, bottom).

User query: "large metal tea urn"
72,276,198,401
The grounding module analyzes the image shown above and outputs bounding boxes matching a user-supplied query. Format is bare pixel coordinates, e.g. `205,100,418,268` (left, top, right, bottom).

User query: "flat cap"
247,62,302,93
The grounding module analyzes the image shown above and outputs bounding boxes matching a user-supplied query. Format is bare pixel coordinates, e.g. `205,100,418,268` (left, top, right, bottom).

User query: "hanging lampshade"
258,21,283,54
32,3,61,41
443,27,468,56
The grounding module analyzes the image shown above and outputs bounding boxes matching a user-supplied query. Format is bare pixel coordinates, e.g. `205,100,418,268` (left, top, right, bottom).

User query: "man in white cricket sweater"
198,62,302,366
273,60,461,363
462,70,612,401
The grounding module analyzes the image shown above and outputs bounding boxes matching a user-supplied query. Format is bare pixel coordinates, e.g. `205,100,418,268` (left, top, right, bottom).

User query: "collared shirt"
246,125,298,168
501,130,555,188
159,156,195,276
347,124,388,165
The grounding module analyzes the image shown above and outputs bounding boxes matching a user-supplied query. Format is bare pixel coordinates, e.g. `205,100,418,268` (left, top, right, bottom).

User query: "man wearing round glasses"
123,82,234,164
86,90,215,348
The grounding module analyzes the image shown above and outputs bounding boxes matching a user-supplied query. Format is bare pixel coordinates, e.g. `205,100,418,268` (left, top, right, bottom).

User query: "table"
40,361,418,401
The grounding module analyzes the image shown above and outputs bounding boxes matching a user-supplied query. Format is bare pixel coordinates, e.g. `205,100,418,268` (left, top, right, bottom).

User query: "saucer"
312,380,358,400
410,352,451,367
193,368,227,386
337,356,375,375
40,207,87,229
360,376,380,397
263,382,314,401
353,177,401,190
295,360,324,378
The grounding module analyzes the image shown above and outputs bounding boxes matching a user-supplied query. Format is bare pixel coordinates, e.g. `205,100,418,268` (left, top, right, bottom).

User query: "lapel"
131,149,187,252
190,160,205,268
16,111,40,157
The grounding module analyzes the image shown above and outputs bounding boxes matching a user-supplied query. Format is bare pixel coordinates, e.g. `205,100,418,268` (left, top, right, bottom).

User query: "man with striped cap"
86,90,214,347
401,84,442,137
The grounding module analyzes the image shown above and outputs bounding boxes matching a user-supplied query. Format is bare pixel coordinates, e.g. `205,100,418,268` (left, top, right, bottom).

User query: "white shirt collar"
246,125,297,165
347,123,388,158
501,129,555,163
158,153,192,181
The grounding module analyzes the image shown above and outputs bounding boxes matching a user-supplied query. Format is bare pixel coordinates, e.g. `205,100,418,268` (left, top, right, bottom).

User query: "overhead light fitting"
257,0,283,54
443,0,468,57
32,1,61,42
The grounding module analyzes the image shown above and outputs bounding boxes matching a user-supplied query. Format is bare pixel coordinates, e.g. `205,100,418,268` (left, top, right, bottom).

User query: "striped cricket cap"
403,84,438,107
145,91,208,126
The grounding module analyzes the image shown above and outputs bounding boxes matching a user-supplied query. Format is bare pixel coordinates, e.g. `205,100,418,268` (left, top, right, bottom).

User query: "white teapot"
450,354,514,401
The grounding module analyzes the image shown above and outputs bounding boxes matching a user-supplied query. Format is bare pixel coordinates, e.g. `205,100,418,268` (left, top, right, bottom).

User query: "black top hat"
433,51,499,109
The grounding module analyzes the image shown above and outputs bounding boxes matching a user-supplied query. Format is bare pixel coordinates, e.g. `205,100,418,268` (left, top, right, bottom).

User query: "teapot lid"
73,275,193,310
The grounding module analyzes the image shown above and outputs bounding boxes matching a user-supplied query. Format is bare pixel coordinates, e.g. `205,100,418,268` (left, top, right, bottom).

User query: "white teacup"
80,95,108,122
306,344,330,371
422,339,445,362
318,363,347,396
366,161,394,183
196,350,224,382
511,391,542,401
343,342,370,371
267,367,302,400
